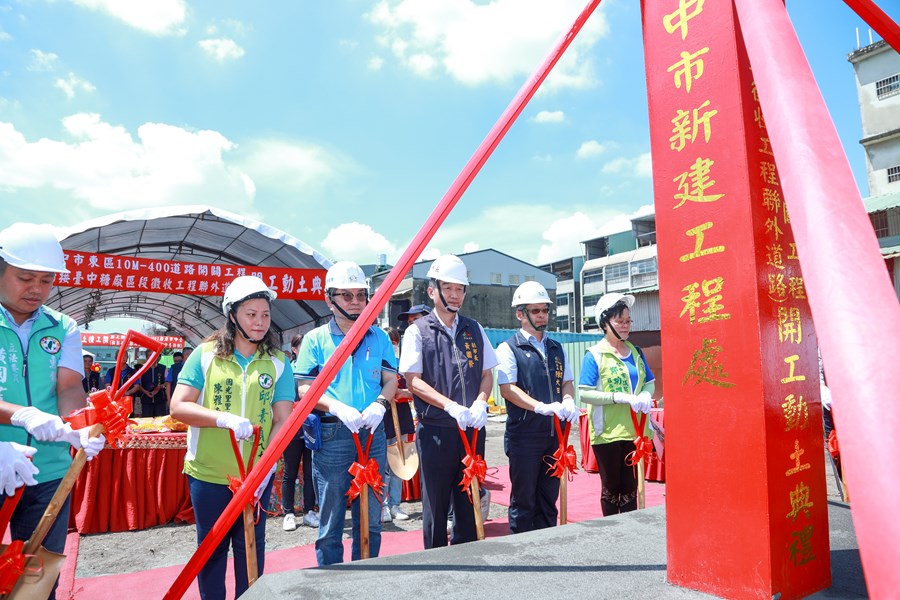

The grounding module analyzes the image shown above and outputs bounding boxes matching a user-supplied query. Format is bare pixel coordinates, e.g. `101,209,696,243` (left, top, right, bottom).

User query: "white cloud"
533,110,565,123
54,73,96,99
198,38,245,62
0,113,255,210
28,49,59,71
238,139,344,191
463,241,480,253
367,0,609,89
0,31,11,42
602,152,652,177
368,56,385,70
321,222,399,265
576,139,607,159
535,204,656,264
66,0,187,36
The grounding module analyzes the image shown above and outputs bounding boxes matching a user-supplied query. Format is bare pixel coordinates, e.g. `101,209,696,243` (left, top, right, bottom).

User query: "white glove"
820,384,832,411
0,442,39,496
360,401,387,430
215,412,254,441
60,425,107,461
11,406,68,442
561,395,580,423
468,399,489,430
534,402,562,417
254,462,277,501
445,401,471,430
616,392,652,414
329,399,363,434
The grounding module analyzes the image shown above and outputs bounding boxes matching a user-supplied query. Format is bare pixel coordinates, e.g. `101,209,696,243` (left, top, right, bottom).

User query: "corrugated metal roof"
881,244,900,259
865,191,900,213
633,285,659,293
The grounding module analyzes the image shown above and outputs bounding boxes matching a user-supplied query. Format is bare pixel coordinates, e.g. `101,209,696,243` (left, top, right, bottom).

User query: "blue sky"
1,0,897,270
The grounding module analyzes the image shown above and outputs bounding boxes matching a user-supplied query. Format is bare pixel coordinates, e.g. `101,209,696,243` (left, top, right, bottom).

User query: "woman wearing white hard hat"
577,292,655,516
293,261,398,566
171,275,294,599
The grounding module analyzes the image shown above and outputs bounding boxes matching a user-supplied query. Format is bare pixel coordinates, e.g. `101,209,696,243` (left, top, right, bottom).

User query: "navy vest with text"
505,331,565,436
412,312,485,428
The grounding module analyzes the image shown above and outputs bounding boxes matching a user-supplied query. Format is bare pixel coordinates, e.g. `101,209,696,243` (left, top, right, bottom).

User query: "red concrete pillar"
641,2,831,598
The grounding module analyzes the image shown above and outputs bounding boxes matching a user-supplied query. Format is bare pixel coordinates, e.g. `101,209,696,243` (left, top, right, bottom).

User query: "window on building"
889,165,900,184
631,258,657,274
556,316,569,331
583,269,603,285
876,74,900,100
509,274,520,285
605,262,630,283
524,275,536,282
557,294,569,306
491,272,502,284
871,211,889,238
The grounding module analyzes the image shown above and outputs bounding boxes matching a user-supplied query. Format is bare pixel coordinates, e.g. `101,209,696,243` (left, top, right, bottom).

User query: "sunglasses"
527,308,550,315
332,291,368,303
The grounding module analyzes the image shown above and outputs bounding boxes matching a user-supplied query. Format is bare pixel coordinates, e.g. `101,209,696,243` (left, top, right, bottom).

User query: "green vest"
183,342,286,485
586,339,652,445
0,306,77,483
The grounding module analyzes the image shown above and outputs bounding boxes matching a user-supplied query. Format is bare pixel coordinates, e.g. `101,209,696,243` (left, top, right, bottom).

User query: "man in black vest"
399,254,498,548
496,281,578,533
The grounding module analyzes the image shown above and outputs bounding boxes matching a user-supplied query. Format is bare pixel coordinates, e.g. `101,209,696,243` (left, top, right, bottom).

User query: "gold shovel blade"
386,438,419,481
2,545,65,600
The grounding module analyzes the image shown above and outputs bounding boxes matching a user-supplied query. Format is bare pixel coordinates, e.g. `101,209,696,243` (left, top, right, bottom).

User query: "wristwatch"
376,395,391,410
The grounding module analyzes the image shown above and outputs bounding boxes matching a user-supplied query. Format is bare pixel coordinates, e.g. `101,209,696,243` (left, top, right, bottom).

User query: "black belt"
314,411,340,424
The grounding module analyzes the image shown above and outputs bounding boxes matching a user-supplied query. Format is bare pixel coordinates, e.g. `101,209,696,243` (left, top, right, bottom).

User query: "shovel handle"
360,484,370,559
636,460,646,510
471,480,485,541
559,475,568,525
242,505,258,584
388,395,406,465
24,423,104,556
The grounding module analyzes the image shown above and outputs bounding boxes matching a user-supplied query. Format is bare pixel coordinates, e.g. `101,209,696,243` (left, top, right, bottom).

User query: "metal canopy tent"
49,205,333,347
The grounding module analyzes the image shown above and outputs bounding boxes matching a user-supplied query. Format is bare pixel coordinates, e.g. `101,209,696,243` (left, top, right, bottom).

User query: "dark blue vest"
505,331,566,436
412,312,485,428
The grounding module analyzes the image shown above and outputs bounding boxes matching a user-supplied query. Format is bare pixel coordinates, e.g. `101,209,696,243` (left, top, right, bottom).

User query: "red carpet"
63,467,664,599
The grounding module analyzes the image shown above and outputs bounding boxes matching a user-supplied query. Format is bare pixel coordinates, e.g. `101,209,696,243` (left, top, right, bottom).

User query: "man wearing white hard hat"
294,261,398,566
399,254,498,548
171,275,294,598
0,222,105,599
577,292,655,516
496,281,578,533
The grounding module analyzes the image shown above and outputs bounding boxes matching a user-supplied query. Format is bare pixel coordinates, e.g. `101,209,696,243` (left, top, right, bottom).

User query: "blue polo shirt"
293,319,398,412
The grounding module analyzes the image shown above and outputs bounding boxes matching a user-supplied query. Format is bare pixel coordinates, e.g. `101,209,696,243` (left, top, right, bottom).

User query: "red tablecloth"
579,409,665,482
69,432,194,534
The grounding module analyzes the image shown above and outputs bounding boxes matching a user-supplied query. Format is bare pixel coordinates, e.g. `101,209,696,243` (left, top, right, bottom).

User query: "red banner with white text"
57,251,326,301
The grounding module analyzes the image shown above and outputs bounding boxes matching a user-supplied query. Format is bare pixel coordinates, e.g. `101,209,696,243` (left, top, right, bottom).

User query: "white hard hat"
0,223,68,274
222,276,277,315
325,261,369,291
426,254,469,286
511,281,553,307
594,293,635,325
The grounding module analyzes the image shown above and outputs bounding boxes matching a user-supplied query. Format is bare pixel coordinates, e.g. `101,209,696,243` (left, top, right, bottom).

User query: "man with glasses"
399,254,498,548
294,261,398,565
496,281,579,533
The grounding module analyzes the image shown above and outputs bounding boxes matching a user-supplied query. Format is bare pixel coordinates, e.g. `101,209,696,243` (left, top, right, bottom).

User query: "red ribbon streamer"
347,432,384,503
626,410,651,468
227,426,262,523
0,540,43,595
546,416,578,480
458,428,487,503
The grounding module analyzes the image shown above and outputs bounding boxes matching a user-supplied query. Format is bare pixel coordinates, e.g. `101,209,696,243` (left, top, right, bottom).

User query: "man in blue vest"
0,223,105,599
399,254,498,548
496,281,579,533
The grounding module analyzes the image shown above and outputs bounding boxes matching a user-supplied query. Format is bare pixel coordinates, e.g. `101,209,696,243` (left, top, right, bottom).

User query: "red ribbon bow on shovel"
625,411,652,468
546,416,578,480
347,432,384,503
458,428,487,503
0,489,43,595
227,426,263,522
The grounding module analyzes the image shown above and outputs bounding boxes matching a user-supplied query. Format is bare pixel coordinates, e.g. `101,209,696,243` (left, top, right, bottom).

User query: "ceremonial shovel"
1,330,163,599
385,395,418,481
227,427,262,586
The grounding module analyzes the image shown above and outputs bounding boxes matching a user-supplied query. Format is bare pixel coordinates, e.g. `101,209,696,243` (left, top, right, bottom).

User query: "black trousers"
281,432,316,513
418,422,485,549
591,440,638,516
505,431,560,533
